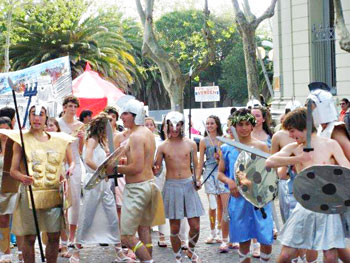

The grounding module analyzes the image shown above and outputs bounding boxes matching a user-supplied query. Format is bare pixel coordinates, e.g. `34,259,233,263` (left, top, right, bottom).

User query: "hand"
195,180,202,191
228,180,240,198
66,166,74,177
106,164,116,175
77,130,85,140
20,174,34,186
298,151,313,163
214,152,220,162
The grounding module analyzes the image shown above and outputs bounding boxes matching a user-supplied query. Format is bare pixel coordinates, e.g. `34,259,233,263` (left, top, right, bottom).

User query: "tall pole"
8,78,46,262
188,66,193,139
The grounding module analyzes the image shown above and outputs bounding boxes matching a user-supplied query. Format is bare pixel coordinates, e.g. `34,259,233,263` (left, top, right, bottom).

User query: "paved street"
9,188,287,263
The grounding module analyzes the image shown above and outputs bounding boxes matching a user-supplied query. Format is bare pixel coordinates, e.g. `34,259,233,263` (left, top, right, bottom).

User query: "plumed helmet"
120,99,145,125
165,111,185,137
246,99,261,108
306,82,337,126
285,100,302,112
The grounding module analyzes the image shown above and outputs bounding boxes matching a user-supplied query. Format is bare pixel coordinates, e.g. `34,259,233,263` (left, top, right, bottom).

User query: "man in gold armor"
2,104,75,263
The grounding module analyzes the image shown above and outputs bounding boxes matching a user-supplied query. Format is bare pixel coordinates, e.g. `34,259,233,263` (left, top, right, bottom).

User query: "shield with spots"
294,165,350,214
234,151,279,208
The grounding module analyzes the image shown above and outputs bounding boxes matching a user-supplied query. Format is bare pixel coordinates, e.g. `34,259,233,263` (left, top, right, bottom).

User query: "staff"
8,77,45,262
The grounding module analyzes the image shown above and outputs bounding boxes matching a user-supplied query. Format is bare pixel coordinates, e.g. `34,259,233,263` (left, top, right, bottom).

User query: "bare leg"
219,193,230,240
260,244,272,262
69,224,77,244
138,226,152,256
22,235,36,263
169,220,181,255
239,240,251,263
16,235,24,262
121,235,151,261
306,250,317,262
0,215,10,254
216,195,223,231
277,245,299,263
46,232,60,263
187,217,200,261
338,248,350,263
323,249,338,263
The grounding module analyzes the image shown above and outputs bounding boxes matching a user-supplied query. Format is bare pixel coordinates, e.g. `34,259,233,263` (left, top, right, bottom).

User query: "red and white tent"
72,63,125,117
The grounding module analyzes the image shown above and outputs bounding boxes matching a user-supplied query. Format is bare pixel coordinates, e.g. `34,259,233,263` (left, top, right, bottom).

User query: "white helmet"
165,111,185,137
246,98,261,108
29,99,48,116
120,99,145,125
307,82,337,126
285,100,302,112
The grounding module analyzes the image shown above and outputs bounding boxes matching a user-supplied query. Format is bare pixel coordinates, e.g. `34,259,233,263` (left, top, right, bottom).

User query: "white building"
271,0,350,115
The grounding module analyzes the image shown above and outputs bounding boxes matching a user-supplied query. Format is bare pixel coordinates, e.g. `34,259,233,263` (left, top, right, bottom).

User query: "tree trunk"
241,28,259,99
166,78,185,111
4,1,13,72
334,0,350,52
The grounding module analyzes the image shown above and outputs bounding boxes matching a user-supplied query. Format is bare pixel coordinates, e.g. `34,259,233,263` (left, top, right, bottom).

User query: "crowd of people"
0,82,349,263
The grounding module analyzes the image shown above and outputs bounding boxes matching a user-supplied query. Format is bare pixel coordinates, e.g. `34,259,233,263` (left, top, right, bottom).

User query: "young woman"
197,115,231,252
251,106,273,147
70,113,132,263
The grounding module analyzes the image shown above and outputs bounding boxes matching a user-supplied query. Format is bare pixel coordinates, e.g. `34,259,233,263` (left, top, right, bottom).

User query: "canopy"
72,63,125,117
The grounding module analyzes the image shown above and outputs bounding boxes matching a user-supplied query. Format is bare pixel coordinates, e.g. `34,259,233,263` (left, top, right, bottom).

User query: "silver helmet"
306,82,337,126
165,111,185,137
120,99,145,125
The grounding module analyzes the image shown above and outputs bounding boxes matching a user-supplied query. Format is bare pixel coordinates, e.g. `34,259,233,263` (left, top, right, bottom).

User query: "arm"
153,143,164,175
84,138,98,171
65,144,75,177
192,141,200,181
217,151,239,197
196,139,206,180
270,132,281,154
266,143,303,168
10,142,34,185
118,136,144,175
332,127,350,161
330,139,350,168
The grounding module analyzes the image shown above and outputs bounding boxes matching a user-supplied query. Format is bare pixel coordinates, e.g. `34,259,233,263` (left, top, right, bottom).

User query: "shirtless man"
218,108,273,263
9,104,74,263
154,111,204,263
107,99,162,263
58,96,84,245
266,107,350,263
307,82,350,262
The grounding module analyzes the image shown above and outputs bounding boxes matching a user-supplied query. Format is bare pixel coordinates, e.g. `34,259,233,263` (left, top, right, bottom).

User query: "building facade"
271,0,350,115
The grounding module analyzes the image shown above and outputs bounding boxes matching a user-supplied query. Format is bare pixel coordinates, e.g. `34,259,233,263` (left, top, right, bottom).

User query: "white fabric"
76,144,120,244
58,118,85,225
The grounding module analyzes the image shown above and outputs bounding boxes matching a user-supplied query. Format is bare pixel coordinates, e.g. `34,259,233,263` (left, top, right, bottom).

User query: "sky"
97,0,274,21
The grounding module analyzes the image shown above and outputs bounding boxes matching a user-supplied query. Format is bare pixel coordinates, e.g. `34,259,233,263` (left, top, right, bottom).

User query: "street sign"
194,86,220,102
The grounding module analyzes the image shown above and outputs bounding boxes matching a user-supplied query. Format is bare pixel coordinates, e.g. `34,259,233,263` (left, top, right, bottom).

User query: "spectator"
339,98,350,122
79,110,93,124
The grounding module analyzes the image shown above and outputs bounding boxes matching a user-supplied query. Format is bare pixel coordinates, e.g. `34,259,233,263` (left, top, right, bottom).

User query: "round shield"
294,165,350,214
234,151,278,208
84,146,125,190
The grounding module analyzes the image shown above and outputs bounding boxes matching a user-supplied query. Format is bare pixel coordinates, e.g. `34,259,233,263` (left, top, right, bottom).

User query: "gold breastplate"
24,132,70,209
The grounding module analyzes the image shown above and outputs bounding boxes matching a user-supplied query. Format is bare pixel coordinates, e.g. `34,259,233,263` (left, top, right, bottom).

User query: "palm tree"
6,1,135,90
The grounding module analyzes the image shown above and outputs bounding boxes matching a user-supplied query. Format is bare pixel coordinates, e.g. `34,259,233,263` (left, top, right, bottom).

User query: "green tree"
3,0,135,89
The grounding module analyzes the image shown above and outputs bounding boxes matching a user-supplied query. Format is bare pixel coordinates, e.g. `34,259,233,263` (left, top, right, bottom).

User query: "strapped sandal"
238,250,251,263
0,254,12,263
69,255,80,263
173,248,182,263
17,251,23,263
260,252,271,262
187,233,201,263
59,241,71,258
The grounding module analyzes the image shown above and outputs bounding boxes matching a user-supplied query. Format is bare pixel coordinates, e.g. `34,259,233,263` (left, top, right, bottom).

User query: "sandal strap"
238,250,251,263
260,252,271,262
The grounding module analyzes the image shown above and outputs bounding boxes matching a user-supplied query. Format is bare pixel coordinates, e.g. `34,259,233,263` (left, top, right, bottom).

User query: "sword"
216,136,271,159
304,100,314,152
230,126,239,142
106,120,118,186
8,77,45,262
190,148,199,190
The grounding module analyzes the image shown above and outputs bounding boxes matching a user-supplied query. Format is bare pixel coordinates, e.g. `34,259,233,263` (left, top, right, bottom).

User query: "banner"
194,86,220,102
0,56,72,123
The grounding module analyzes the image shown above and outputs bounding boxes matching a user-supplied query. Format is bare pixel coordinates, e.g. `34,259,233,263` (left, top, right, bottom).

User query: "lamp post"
188,66,193,139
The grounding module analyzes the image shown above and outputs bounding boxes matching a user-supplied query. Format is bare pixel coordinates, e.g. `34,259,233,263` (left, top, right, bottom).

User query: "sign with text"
194,86,220,102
